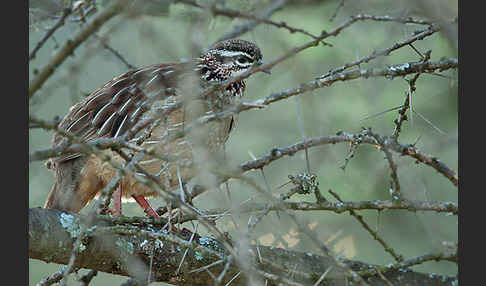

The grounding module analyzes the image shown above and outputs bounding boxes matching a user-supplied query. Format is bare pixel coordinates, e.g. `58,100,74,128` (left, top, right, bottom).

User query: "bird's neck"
197,56,246,101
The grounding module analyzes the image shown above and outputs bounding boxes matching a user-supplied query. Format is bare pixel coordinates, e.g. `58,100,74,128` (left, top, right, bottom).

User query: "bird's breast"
95,95,235,197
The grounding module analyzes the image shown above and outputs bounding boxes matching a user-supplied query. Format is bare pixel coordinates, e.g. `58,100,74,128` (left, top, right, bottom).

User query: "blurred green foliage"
29,0,457,285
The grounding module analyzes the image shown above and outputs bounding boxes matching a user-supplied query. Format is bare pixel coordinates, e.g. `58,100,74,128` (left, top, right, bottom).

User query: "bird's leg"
132,195,160,218
113,183,122,216
107,182,122,216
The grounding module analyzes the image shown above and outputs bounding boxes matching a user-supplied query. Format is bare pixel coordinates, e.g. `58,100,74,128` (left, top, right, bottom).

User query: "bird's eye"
236,56,251,65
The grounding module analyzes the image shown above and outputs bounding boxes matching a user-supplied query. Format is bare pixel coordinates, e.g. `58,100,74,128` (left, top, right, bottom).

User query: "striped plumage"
44,39,264,213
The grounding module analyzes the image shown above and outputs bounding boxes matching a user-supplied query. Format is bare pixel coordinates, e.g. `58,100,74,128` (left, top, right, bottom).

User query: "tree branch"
215,0,288,43
239,131,458,188
29,7,72,61
29,0,128,99
29,208,458,286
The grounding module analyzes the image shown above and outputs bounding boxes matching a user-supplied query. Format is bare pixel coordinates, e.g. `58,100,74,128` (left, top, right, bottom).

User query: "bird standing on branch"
44,39,268,219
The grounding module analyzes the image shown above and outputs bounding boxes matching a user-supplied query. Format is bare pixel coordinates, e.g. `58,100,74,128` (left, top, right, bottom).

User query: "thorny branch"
30,123,460,286
258,57,457,108
239,131,458,188
78,270,98,286
30,98,458,284
29,0,129,99
29,208,459,285
366,129,402,200
30,52,457,183
100,195,458,229
329,0,345,22
29,2,457,284
215,0,288,43
180,0,331,46
30,115,458,190
220,173,369,285
321,24,439,78
35,267,67,286
198,13,446,101
94,34,136,70
359,252,457,278
328,190,404,262
392,74,421,140
29,7,72,61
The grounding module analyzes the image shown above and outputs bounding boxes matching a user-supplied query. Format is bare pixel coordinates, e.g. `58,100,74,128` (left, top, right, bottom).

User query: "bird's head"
201,39,269,81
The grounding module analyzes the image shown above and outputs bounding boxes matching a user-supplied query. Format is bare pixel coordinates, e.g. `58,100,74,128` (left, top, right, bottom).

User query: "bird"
44,39,268,218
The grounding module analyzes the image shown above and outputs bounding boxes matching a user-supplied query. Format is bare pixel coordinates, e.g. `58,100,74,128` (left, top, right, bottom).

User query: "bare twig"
187,259,224,274
320,24,440,78
329,0,345,22
30,7,72,61
216,255,234,285
219,172,367,285
328,190,404,262
408,43,425,59
359,251,457,277
340,138,360,170
413,109,447,135
258,57,457,108
350,14,436,26
392,75,420,139
120,278,145,286
202,12,419,100
29,2,457,284
141,194,458,227
29,0,128,99
374,266,394,286
30,208,458,285
296,97,311,172
78,270,98,286
95,34,135,70
177,224,199,274
240,130,458,188
163,58,456,163
36,267,67,286
365,129,402,200
59,219,96,285
181,0,330,45
224,271,241,286
361,105,404,121
216,0,288,43
313,266,334,286
29,115,61,129
284,211,369,285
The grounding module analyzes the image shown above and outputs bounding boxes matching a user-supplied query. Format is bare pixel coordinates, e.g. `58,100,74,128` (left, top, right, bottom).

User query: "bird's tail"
44,157,100,213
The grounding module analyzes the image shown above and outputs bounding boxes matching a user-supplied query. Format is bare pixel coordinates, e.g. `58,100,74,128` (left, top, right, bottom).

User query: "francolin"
44,39,267,218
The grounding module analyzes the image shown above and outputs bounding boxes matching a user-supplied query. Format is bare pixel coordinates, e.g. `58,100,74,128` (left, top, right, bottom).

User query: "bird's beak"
257,60,272,74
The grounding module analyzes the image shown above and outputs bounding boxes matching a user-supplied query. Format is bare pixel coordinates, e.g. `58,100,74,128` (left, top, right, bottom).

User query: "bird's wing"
51,62,194,164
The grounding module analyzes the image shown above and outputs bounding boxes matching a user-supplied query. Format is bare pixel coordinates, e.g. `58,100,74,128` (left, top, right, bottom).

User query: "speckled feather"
44,39,263,213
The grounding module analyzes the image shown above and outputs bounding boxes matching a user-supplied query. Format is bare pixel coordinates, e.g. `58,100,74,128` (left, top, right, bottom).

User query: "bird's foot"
132,195,160,218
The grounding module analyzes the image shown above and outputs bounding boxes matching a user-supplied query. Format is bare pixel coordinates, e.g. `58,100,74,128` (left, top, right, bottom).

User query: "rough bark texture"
29,208,457,285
